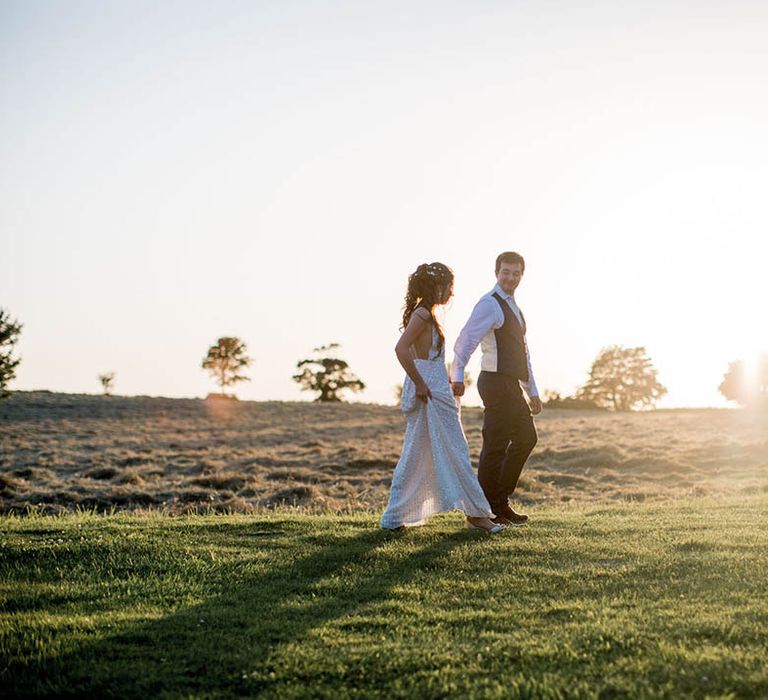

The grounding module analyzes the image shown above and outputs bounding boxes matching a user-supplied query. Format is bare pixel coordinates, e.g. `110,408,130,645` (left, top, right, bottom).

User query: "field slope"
2,391,767,513
2,496,767,698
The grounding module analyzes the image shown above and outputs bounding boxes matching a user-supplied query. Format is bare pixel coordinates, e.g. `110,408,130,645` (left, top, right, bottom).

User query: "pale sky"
2,0,767,408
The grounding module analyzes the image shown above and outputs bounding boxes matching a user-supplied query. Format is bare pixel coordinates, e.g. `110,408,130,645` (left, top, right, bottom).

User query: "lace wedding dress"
380,326,495,529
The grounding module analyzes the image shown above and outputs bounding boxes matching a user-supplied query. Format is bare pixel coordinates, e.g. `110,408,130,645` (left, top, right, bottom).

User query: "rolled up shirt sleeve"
450,297,500,382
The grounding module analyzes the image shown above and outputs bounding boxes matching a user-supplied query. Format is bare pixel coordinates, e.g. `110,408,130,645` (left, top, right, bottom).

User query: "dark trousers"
476,371,538,512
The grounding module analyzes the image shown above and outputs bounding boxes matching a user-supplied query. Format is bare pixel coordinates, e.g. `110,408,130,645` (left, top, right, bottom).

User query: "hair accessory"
424,262,451,280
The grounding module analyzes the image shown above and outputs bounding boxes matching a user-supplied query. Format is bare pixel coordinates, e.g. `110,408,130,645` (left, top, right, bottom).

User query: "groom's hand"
451,381,465,397
529,396,543,415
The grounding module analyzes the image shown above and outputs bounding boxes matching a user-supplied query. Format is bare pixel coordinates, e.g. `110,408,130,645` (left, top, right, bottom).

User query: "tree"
719,355,768,408
542,389,602,410
576,345,667,411
98,372,116,396
0,308,22,400
293,343,365,402
202,337,253,396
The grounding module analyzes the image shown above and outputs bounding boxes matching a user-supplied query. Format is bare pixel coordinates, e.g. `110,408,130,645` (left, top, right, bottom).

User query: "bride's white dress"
380,326,495,529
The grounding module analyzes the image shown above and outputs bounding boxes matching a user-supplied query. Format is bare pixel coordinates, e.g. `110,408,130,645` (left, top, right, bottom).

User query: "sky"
2,0,767,408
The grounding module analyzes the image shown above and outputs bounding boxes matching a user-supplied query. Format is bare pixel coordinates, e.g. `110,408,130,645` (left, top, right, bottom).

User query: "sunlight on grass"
2,496,767,698
3,392,767,515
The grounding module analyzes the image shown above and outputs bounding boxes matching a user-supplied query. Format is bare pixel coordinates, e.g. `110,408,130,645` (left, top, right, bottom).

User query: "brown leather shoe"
498,504,529,524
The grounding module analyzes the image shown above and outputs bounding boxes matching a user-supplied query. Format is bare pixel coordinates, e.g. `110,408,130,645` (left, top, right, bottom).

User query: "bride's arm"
395,311,432,402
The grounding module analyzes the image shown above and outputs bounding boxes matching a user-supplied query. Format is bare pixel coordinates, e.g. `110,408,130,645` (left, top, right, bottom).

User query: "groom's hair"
496,251,525,274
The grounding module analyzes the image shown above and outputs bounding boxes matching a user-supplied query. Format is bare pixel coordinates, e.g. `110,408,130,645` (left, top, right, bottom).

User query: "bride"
380,262,503,533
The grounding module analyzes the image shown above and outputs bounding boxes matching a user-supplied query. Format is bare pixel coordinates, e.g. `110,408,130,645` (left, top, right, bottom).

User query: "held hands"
528,396,543,415
451,381,465,397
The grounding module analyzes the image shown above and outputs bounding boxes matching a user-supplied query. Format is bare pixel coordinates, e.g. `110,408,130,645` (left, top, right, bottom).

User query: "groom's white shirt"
450,284,539,398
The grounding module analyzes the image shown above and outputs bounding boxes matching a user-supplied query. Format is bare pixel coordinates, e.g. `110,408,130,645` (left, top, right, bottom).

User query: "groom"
450,251,541,526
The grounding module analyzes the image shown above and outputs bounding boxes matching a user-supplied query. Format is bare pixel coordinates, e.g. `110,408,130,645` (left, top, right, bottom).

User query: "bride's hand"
415,381,432,403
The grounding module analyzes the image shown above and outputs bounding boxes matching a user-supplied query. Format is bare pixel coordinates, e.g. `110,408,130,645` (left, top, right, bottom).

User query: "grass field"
2,391,767,514
2,496,767,698
2,392,767,697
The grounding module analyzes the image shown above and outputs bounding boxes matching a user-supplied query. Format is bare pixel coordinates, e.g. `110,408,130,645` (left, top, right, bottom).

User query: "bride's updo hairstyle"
401,262,454,356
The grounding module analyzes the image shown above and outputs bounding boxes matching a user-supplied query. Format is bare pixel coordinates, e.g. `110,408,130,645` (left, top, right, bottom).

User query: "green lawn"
2,496,767,699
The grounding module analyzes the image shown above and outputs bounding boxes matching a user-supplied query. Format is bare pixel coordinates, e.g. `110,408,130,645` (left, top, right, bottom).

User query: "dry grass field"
1,391,767,515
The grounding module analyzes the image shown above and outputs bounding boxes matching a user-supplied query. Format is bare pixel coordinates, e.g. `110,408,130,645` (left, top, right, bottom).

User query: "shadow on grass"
5,521,472,697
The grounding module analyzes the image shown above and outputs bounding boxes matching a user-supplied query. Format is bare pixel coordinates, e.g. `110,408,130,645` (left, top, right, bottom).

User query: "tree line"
1,307,766,410
200,338,364,402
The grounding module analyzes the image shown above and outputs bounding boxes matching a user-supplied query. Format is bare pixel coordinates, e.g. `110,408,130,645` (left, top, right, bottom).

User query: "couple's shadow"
7,520,474,698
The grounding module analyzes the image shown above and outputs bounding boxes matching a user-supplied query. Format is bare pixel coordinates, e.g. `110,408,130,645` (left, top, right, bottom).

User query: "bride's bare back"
407,308,434,360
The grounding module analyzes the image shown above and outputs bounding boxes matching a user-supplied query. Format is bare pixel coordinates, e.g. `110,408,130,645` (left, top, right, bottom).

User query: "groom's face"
496,262,523,294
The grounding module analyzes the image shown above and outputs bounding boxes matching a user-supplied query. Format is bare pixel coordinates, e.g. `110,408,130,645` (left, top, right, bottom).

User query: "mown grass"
1,496,767,699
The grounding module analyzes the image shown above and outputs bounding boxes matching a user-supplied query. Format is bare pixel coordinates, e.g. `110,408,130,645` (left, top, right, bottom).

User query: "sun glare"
738,352,768,406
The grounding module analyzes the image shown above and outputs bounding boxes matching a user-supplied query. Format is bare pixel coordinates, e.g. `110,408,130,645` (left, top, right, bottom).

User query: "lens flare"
740,353,768,407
